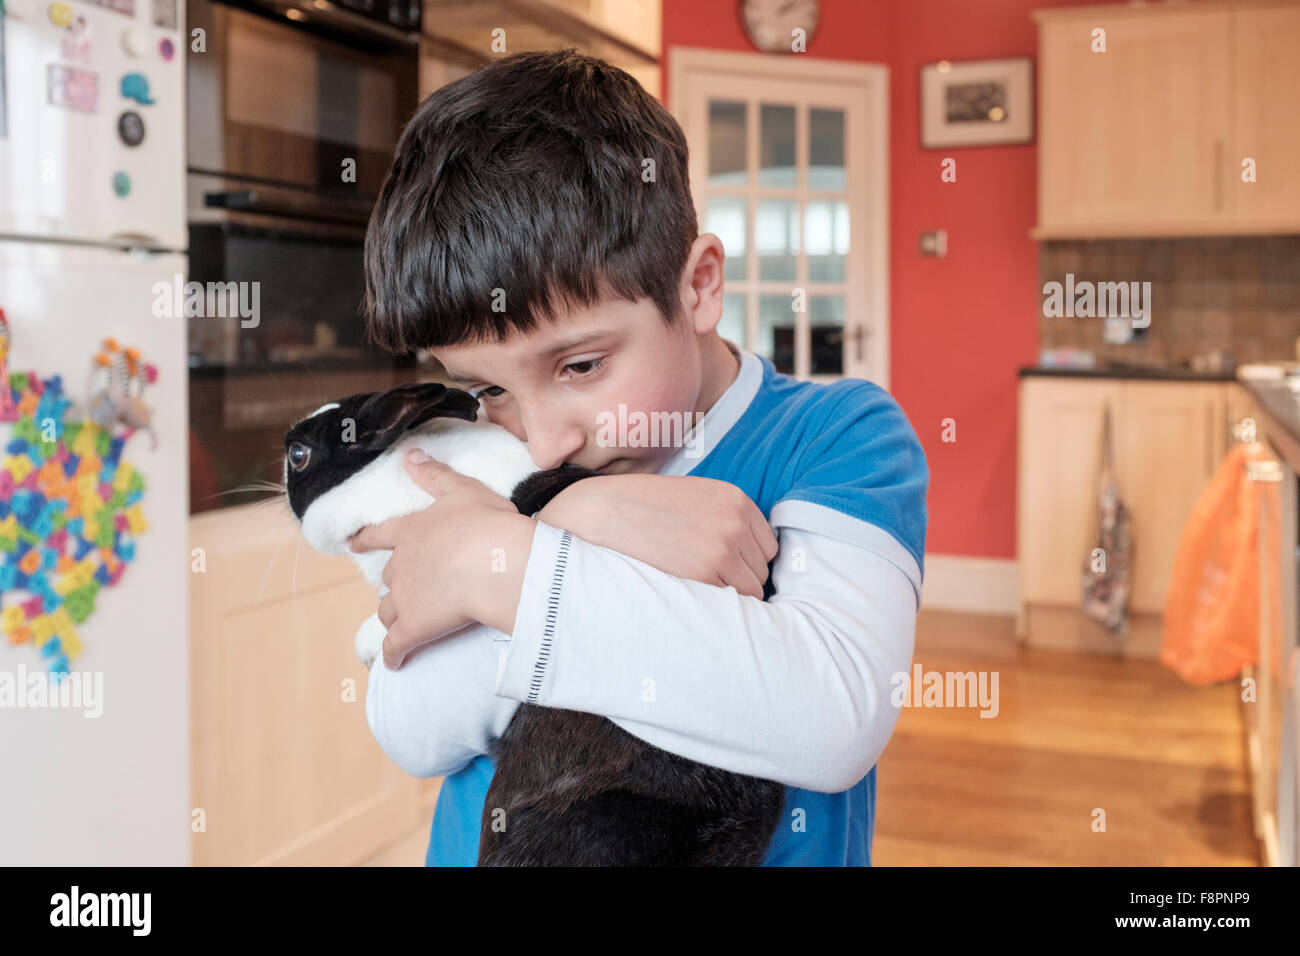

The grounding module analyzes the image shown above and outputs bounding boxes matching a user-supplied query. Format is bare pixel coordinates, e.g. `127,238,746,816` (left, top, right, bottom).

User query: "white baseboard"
921,555,1019,615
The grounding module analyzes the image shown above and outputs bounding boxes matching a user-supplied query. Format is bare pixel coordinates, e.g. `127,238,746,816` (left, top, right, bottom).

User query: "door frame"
668,47,890,387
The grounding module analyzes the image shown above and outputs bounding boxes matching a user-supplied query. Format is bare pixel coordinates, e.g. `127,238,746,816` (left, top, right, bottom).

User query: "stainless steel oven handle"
204,190,258,210
203,190,372,226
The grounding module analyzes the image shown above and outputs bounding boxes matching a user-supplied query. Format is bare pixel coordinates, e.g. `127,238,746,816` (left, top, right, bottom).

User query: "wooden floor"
362,608,1261,866
874,609,1259,865
361,798,435,867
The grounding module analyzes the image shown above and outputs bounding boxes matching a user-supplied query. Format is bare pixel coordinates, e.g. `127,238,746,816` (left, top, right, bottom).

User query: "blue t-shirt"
426,354,929,865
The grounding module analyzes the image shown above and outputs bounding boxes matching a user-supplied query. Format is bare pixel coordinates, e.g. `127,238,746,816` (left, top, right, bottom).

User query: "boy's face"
430,295,705,476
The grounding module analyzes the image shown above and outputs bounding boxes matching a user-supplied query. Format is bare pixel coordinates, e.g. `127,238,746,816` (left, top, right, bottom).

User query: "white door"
671,49,888,385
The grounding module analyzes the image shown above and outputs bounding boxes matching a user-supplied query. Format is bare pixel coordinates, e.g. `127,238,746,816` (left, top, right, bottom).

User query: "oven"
185,0,422,512
186,0,419,202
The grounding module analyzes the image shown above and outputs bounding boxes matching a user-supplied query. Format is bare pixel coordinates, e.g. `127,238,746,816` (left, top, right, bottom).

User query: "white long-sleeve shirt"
365,346,926,796
366,518,919,793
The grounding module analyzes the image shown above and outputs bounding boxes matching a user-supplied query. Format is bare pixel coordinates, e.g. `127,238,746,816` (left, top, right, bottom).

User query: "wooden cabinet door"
1036,8,1232,235
191,504,423,865
1232,3,1300,230
1118,382,1225,613
1018,378,1121,605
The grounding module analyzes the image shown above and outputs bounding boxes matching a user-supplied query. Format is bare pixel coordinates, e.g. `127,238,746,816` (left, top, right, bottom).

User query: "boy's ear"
681,234,727,335
351,383,481,452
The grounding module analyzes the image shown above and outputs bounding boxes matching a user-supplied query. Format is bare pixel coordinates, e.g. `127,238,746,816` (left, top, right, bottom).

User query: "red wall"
663,0,1105,560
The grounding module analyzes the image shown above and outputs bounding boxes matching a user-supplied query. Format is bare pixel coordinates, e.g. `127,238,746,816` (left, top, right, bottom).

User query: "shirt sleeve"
365,621,520,778
776,377,929,576
495,516,918,793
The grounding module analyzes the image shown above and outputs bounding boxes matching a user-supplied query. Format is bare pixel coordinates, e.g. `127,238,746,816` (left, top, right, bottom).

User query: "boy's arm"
367,382,927,790
363,508,917,791
365,621,519,778
359,475,775,778
492,381,928,793
496,506,918,793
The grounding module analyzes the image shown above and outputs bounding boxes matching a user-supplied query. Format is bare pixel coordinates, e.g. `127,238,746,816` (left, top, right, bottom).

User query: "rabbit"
283,382,784,866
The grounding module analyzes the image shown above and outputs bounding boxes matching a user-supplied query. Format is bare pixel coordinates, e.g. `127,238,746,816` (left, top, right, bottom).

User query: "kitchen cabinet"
422,0,662,98
1120,382,1225,612
1017,377,1228,648
419,43,477,101
190,504,435,865
1233,3,1300,230
1035,5,1231,236
1018,378,1121,607
1034,0,1300,238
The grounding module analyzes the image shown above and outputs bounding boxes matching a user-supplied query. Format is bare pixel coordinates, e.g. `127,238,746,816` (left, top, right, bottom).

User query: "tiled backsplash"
1038,237,1300,365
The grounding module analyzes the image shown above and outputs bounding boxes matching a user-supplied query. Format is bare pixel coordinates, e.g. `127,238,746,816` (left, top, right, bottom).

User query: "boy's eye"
470,358,604,400
564,357,604,377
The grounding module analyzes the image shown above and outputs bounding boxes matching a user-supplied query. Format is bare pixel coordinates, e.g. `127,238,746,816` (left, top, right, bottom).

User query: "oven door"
187,171,386,368
187,0,417,199
186,177,419,514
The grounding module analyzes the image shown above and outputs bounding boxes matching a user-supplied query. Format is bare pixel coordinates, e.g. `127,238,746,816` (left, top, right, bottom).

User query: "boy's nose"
523,420,588,471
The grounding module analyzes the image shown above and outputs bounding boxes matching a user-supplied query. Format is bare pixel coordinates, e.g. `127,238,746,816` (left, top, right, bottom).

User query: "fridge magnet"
0,311,11,418
87,338,158,449
152,0,178,30
46,64,99,114
0,334,153,677
59,14,93,64
920,56,1034,148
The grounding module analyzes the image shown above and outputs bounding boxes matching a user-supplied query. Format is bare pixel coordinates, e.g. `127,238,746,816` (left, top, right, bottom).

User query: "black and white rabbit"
283,382,784,866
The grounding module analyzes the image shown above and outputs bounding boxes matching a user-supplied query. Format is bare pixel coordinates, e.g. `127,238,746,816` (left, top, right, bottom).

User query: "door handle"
844,325,867,362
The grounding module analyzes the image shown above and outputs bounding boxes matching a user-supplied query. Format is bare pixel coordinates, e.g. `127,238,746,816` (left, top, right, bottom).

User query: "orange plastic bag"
1160,442,1275,685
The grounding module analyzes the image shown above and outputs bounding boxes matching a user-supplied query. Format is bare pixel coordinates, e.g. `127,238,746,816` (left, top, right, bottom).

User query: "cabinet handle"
1214,138,1224,214
1207,400,1214,476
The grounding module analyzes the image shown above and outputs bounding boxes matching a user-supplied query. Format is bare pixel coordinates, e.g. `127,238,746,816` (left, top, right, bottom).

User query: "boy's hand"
537,474,778,597
349,450,536,670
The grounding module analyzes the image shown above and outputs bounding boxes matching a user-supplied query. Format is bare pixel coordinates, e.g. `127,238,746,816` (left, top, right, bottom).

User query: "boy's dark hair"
363,49,698,353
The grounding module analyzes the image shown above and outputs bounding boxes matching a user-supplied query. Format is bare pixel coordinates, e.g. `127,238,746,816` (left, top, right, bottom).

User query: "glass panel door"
679,60,883,383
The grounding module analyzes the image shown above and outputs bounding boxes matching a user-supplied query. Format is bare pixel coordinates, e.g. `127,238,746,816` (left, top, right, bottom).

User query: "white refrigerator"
0,0,190,864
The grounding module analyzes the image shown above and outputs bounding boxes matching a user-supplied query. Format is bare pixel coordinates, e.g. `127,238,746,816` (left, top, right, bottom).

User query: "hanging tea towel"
1081,403,1133,636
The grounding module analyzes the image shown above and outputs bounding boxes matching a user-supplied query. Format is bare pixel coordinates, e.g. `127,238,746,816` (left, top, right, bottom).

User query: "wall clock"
739,0,821,53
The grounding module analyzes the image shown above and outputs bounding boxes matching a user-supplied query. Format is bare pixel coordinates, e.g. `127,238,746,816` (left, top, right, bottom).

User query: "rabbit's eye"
288,442,311,471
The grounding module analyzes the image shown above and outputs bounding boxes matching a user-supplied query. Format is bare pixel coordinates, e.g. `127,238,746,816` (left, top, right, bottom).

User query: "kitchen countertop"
1239,374,1300,472
1025,362,1300,469
1019,365,1238,382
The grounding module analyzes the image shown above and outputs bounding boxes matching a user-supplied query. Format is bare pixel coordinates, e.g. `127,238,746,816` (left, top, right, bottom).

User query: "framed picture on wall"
920,56,1034,148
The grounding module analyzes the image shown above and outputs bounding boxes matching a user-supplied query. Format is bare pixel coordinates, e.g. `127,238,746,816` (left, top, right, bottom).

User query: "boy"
350,49,928,866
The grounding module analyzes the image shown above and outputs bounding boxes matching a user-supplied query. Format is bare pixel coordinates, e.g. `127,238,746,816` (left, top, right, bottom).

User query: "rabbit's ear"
350,383,480,452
